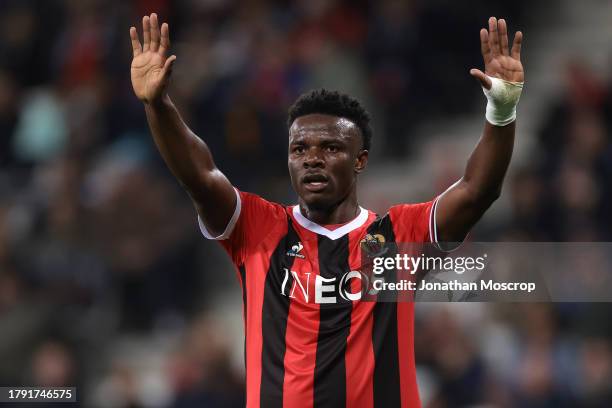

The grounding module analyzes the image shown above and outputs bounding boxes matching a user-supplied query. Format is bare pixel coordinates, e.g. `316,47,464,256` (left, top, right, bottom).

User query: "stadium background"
1,0,612,406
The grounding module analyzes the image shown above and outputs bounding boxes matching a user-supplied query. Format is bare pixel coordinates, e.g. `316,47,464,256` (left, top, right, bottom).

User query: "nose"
303,148,324,169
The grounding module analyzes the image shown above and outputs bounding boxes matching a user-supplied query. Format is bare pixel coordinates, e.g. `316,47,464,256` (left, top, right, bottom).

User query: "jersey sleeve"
198,188,286,265
389,195,468,251
388,197,439,244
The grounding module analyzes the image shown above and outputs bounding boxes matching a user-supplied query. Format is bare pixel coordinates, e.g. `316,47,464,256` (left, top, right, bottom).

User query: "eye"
326,145,339,153
292,145,305,154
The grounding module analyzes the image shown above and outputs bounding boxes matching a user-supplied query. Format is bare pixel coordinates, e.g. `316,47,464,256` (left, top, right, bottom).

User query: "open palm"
470,17,524,89
130,13,176,104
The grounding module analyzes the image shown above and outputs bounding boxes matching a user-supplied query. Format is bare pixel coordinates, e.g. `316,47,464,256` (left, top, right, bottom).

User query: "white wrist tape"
483,76,524,126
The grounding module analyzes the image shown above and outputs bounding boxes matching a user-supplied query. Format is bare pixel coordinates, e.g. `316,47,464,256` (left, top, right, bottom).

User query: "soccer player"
129,13,524,408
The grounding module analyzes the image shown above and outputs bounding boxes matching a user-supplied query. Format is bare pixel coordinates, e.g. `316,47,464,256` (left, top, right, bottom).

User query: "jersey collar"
292,205,369,240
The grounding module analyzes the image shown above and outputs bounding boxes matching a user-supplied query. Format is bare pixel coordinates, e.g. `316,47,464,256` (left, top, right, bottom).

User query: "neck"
298,190,359,225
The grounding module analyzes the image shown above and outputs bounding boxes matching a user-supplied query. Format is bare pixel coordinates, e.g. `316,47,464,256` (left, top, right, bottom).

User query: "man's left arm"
436,17,524,242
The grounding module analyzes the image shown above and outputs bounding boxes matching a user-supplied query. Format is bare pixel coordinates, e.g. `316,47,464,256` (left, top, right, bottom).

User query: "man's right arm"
130,13,235,237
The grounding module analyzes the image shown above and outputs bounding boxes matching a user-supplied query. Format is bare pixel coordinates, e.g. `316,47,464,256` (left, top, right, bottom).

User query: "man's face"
288,114,368,210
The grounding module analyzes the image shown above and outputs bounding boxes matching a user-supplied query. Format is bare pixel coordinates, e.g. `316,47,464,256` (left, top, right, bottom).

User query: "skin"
436,17,524,241
288,114,368,224
129,14,524,241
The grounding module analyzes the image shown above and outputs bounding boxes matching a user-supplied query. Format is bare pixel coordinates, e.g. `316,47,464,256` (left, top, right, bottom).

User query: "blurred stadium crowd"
0,0,611,407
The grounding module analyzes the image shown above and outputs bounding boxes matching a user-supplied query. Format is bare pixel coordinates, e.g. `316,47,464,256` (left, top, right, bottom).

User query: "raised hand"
130,13,177,104
470,17,523,89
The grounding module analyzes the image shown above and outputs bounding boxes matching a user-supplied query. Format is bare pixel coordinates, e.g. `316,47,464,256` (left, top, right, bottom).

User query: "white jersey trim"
292,205,369,240
198,187,242,240
431,180,465,252
430,195,439,244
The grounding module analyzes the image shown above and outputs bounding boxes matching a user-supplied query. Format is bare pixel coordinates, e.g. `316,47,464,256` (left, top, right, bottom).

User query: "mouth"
302,173,329,192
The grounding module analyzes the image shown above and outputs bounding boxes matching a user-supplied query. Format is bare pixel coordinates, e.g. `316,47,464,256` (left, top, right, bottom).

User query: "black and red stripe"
313,234,352,407
259,218,299,406
368,216,402,407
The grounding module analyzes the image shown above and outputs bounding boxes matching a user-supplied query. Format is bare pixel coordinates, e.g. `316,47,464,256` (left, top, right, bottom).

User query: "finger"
159,22,170,56
129,27,141,57
162,55,177,77
480,28,492,64
150,13,160,52
470,68,492,90
142,15,150,52
488,17,500,57
499,18,510,56
511,31,523,60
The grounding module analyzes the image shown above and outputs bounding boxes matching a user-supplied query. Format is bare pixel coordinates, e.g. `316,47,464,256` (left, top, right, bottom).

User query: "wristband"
483,76,524,126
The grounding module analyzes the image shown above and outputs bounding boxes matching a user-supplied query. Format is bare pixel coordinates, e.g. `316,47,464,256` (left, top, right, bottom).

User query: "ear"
355,150,369,174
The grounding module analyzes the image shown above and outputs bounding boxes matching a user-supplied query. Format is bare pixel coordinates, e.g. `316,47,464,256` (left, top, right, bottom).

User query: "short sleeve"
198,188,243,240
198,189,286,265
388,197,438,243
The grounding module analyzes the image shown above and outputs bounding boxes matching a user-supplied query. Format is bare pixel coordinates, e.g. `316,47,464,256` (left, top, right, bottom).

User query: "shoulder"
385,199,439,243
388,201,435,223
198,189,288,242
239,190,287,217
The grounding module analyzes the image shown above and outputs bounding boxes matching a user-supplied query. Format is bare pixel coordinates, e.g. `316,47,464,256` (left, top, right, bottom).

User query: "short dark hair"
287,89,372,151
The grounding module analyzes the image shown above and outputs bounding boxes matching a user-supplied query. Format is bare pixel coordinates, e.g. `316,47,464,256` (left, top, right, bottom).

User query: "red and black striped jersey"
199,189,439,408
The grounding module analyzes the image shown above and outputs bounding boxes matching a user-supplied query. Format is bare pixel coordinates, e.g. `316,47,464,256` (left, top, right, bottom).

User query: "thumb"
470,69,492,90
162,55,177,77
